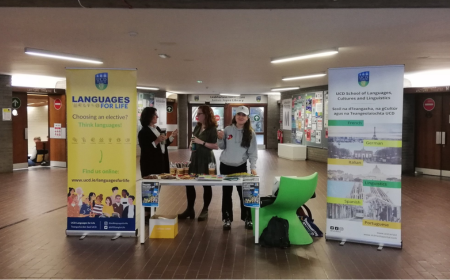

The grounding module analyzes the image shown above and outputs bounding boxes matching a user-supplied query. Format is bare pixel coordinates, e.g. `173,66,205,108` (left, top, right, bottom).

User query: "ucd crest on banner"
95,72,108,90
358,71,370,87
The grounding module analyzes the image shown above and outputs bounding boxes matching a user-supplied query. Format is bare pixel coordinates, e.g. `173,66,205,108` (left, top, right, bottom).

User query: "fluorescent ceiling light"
271,87,299,92
404,69,450,87
220,93,241,96
24,48,103,64
282,73,327,81
12,74,65,88
137,86,159,91
271,48,339,64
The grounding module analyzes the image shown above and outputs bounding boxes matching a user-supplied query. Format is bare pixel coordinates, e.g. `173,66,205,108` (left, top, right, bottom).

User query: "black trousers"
185,185,212,211
221,162,251,222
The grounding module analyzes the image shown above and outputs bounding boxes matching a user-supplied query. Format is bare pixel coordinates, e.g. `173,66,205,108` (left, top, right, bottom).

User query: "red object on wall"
54,98,62,110
423,98,435,111
277,129,283,143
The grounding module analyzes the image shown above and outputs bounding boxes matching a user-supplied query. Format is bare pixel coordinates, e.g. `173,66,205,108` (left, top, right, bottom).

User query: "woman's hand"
171,129,178,138
192,136,204,144
155,134,167,144
217,130,224,140
251,169,257,175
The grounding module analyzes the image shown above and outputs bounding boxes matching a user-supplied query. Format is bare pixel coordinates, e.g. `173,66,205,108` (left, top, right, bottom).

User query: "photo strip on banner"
326,65,404,248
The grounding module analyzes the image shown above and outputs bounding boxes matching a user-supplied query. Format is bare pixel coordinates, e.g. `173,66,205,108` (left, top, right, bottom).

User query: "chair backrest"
272,173,318,210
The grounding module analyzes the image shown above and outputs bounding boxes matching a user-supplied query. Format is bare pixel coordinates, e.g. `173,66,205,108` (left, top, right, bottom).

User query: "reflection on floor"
0,149,450,279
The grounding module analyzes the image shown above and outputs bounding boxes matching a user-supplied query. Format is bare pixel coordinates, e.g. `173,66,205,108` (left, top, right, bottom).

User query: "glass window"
192,106,224,132
231,106,264,132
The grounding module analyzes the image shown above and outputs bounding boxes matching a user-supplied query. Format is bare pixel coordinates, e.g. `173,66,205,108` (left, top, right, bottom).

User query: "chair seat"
252,173,318,245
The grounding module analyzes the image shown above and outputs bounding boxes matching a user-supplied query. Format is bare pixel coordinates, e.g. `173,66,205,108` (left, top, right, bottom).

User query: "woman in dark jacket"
138,107,178,177
178,105,218,221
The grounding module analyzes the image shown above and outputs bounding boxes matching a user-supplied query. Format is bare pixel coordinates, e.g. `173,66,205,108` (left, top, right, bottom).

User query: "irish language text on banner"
66,69,137,236
326,65,404,248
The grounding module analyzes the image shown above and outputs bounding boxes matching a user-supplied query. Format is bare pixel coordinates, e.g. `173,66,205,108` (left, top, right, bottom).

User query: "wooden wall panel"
12,92,28,164
167,102,177,124
48,95,67,162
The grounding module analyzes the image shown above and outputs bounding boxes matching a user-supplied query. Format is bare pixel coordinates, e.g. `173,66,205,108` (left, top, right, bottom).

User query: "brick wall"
177,94,188,149
307,146,328,163
266,95,280,149
0,75,13,173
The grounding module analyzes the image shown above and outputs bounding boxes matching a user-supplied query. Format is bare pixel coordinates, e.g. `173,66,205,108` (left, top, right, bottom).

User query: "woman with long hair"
178,105,219,221
67,188,75,204
217,106,258,230
138,107,178,177
88,192,96,217
103,197,114,217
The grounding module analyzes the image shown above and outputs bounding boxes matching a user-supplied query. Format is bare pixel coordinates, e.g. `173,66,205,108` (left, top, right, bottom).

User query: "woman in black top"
138,107,178,177
178,105,218,221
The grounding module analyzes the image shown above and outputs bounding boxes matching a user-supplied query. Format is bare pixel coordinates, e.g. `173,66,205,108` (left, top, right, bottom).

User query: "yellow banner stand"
66,68,137,237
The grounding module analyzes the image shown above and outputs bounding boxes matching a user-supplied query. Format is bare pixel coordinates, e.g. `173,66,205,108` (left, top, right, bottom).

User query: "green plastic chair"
252,173,318,245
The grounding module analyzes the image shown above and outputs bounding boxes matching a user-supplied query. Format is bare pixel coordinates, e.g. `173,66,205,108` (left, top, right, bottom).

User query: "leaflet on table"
142,181,160,207
243,177,260,208
195,175,224,181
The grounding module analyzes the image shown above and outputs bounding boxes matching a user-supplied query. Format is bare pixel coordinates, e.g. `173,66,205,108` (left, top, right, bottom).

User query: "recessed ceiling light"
24,47,103,64
271,48,339,64
197,81,202,83
220,93,241,96
136,86,159,91
282,73,327,81
159,54,170,59
271,87,300,92
129,31,138,37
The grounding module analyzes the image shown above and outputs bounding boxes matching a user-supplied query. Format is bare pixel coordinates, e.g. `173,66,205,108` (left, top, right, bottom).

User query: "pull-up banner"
66,68,137,237
326,65,404,248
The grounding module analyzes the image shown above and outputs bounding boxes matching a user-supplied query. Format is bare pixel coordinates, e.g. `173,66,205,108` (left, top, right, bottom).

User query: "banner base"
66,230,137,237
325,235,402,249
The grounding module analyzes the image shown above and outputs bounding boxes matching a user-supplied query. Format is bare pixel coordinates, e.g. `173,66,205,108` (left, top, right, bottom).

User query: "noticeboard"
291,91,328,149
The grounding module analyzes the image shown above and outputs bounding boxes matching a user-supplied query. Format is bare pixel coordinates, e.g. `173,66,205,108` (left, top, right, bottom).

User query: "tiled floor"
1,149,450,279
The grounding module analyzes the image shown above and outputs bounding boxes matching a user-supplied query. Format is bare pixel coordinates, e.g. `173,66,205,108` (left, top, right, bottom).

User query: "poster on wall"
66,68,137,236
137,92,154,134
282,99,291,130
291,95,303,144
326,65,404,248
154,97,167,129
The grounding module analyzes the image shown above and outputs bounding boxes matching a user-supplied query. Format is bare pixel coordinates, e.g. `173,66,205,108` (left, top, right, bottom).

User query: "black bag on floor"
259,216,290,249
300,216,323,237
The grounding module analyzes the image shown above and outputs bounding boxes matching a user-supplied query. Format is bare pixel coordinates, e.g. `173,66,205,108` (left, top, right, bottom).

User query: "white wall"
27,106,48,154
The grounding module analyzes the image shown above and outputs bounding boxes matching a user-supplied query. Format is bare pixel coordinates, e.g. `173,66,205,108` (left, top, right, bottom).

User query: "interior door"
441,94,450,177
415,93,442,175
